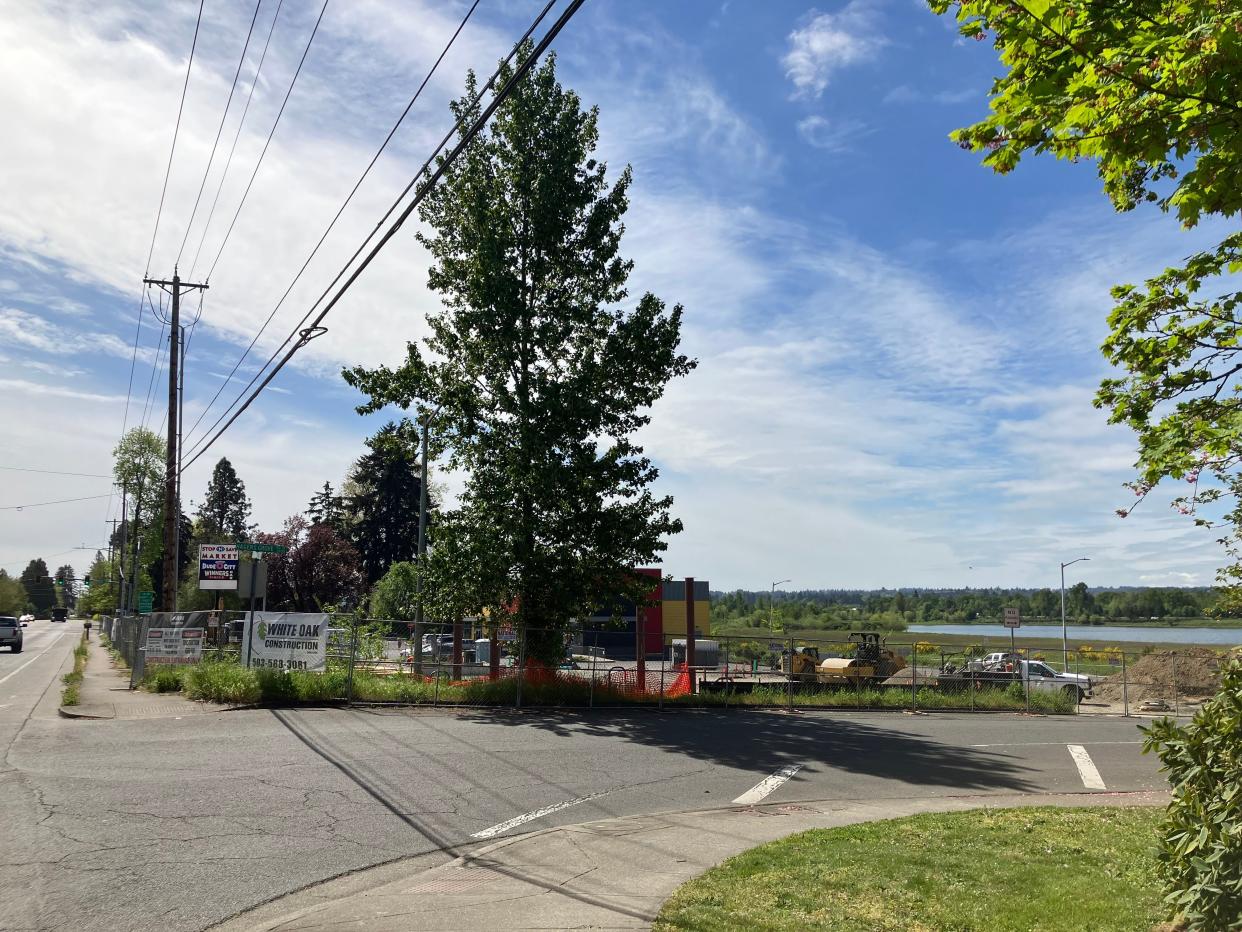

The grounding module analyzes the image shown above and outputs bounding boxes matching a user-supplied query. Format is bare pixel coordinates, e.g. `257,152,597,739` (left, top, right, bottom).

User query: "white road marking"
733,764,802,806
0,632,67,686
971,740,1141,748
470,792,607,839
1068,744,1107,790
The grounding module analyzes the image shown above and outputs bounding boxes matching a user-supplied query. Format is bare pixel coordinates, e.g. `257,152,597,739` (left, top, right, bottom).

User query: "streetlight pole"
1060,556,1089,669
770,579,790,632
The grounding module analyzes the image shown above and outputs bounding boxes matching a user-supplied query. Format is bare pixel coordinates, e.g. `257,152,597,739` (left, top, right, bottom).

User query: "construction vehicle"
786,632,907,686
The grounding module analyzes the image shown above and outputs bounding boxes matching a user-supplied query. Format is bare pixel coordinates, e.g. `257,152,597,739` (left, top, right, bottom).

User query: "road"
1,624,1165,932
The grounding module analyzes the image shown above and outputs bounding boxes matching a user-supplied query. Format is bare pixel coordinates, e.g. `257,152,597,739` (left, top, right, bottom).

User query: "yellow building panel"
661,600,710,637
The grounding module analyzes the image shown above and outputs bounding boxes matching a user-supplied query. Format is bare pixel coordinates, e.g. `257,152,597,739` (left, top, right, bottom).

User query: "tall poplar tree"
344,50,695,663
345,420,424,586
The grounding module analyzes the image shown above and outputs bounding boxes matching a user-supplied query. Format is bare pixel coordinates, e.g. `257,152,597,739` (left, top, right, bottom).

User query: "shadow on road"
452,707,1039,794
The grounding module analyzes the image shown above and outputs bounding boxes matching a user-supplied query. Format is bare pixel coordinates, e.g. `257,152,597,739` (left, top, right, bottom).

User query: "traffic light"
83,574,92,588
54,574,64,588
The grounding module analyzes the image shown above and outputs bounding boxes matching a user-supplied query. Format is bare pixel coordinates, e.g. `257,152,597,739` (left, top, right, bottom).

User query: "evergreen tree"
307,481,347,534
196,457,253,541
345,420,426,586
344,51,695,664
0,570,29,616
54,564,77,609
19,559,55,615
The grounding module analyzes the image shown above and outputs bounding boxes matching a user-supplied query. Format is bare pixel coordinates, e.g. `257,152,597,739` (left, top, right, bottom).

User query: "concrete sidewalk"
214,788,1169,932
61,631,235,720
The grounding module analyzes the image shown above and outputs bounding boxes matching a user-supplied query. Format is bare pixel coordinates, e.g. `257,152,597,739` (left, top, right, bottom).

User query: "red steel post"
685,576,696,695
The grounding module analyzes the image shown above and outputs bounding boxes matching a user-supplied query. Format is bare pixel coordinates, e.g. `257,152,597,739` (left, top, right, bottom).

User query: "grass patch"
142,666,187,693
655,806,1163,932
60,633,90,706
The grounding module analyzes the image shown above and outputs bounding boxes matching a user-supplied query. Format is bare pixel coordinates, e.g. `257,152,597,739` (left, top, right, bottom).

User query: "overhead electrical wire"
145,0,207,277
184,0,562,458
201,0,332,282
138,290,170,431
119,0,206,443
1,494,114,512
188,0,286,279
183,0,588,471
175,0,267,268
0,466,112,478
182,0,490,449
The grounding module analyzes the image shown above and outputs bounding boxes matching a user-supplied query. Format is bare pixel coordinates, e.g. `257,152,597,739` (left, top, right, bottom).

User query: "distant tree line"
712,586,1221,633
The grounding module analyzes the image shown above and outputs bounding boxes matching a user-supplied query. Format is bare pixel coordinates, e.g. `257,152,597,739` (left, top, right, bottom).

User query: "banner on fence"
145,627,204,666
242,612,328,671
199,544,239,590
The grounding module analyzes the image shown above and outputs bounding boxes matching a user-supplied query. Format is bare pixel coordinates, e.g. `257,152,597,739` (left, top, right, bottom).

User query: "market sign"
244,612,328,672
198,544,239,590
145,627,204,665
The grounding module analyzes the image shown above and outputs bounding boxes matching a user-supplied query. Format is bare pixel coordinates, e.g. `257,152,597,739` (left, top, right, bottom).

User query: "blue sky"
0,0,1226,589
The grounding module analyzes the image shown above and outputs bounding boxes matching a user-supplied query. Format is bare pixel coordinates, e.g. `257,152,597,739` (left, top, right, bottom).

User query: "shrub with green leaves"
1143,657,1242,928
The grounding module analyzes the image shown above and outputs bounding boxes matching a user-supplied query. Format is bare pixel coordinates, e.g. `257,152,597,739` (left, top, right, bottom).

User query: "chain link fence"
97,615,1232,715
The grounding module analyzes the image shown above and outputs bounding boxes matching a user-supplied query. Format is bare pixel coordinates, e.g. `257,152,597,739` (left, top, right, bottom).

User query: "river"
907,623,1242,645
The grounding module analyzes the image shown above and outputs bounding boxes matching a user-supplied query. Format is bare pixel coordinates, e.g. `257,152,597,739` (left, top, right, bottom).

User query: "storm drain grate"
406,872,492,895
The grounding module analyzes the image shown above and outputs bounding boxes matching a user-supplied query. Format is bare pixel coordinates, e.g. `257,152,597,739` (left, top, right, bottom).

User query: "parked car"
0,616,24,653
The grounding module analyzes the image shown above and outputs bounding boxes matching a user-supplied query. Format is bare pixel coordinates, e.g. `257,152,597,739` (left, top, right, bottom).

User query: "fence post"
346,621,358,706
589,628,598,709
515,631,525,710
1172,651,1179,717
911,645,918,710
787,636,794,713
658,637,665,711
1121,650,1129,717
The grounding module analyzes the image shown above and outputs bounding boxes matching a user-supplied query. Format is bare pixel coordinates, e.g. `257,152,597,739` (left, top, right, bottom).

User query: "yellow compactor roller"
787,632,907,686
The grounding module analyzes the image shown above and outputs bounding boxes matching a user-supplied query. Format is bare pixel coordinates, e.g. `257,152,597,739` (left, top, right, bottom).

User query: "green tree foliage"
0,570,29,616
369,561,420,622
19,559,54,615
931,0,1242,584
344,51,695,665
77,551,115,616
257,515,364,612
195,457,253,541
345,421,424,586
54,564,76,609
113,427,165,604
307,481,347,534
1142,657,1242,928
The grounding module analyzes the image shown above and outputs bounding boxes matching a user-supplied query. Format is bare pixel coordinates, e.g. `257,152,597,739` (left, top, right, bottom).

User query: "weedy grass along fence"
97,613,1238,715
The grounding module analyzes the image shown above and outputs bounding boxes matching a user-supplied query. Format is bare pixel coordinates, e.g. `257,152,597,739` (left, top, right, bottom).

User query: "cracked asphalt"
1,621,1165,932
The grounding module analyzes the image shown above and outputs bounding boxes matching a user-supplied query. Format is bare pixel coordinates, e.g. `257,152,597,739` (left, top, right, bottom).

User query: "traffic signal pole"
143,271,207,612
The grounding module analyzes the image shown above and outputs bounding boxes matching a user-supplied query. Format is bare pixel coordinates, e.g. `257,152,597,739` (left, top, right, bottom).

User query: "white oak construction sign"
243,612,329,671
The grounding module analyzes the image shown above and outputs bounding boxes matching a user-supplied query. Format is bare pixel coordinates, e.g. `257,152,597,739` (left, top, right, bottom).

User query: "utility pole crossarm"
143,272,207,612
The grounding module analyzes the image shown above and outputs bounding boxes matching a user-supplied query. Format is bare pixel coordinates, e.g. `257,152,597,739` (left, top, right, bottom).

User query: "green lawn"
655,806,1165,932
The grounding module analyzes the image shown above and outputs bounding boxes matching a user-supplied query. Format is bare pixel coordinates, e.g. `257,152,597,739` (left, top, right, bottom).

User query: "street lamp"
1060,557,1090,668
769,579,790,632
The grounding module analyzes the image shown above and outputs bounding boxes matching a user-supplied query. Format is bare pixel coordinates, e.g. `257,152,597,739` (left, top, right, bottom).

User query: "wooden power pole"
143,270,207,612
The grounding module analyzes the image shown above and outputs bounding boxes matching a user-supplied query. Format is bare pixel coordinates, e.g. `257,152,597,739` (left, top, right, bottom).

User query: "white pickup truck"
965,655,1094,699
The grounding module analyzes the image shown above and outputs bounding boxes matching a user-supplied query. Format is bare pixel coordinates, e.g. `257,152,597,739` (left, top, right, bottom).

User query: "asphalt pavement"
0,629,1166,932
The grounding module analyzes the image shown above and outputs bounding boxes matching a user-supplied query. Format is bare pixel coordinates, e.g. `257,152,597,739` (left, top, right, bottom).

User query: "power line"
188,0,286,279
182,0,489,448
184,0,588,470
145,0,207,277
202,0,332,282
0,494,114,512
175,0,266,268
0,466,111,478
138,290,170,431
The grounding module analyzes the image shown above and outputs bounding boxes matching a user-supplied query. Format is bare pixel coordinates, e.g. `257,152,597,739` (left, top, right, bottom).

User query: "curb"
57,705,113,720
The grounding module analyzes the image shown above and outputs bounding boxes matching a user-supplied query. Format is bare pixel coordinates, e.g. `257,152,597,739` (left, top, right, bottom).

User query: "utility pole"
143,271,207,612
413,412,431,675
117,483,129,614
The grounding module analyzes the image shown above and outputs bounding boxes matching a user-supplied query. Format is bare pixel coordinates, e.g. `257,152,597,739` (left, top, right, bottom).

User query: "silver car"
0,616,24,653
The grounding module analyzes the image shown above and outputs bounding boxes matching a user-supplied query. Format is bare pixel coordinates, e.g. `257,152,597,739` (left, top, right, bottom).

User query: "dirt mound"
1093,647,1234,703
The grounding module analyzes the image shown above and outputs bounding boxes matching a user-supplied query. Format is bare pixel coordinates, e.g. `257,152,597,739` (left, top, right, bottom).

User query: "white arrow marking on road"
470,792,607,839
1068,744,1106,790
0,632,67,686
733,764,802,806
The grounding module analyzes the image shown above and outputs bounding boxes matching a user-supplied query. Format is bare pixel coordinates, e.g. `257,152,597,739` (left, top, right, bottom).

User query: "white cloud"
795,115,867,152
883,84,977,105
783,3,887,98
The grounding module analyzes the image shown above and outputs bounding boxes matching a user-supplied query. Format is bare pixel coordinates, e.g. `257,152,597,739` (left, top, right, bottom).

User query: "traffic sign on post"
137,591,154,613
1003,607,1021,629
236,542,289,555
